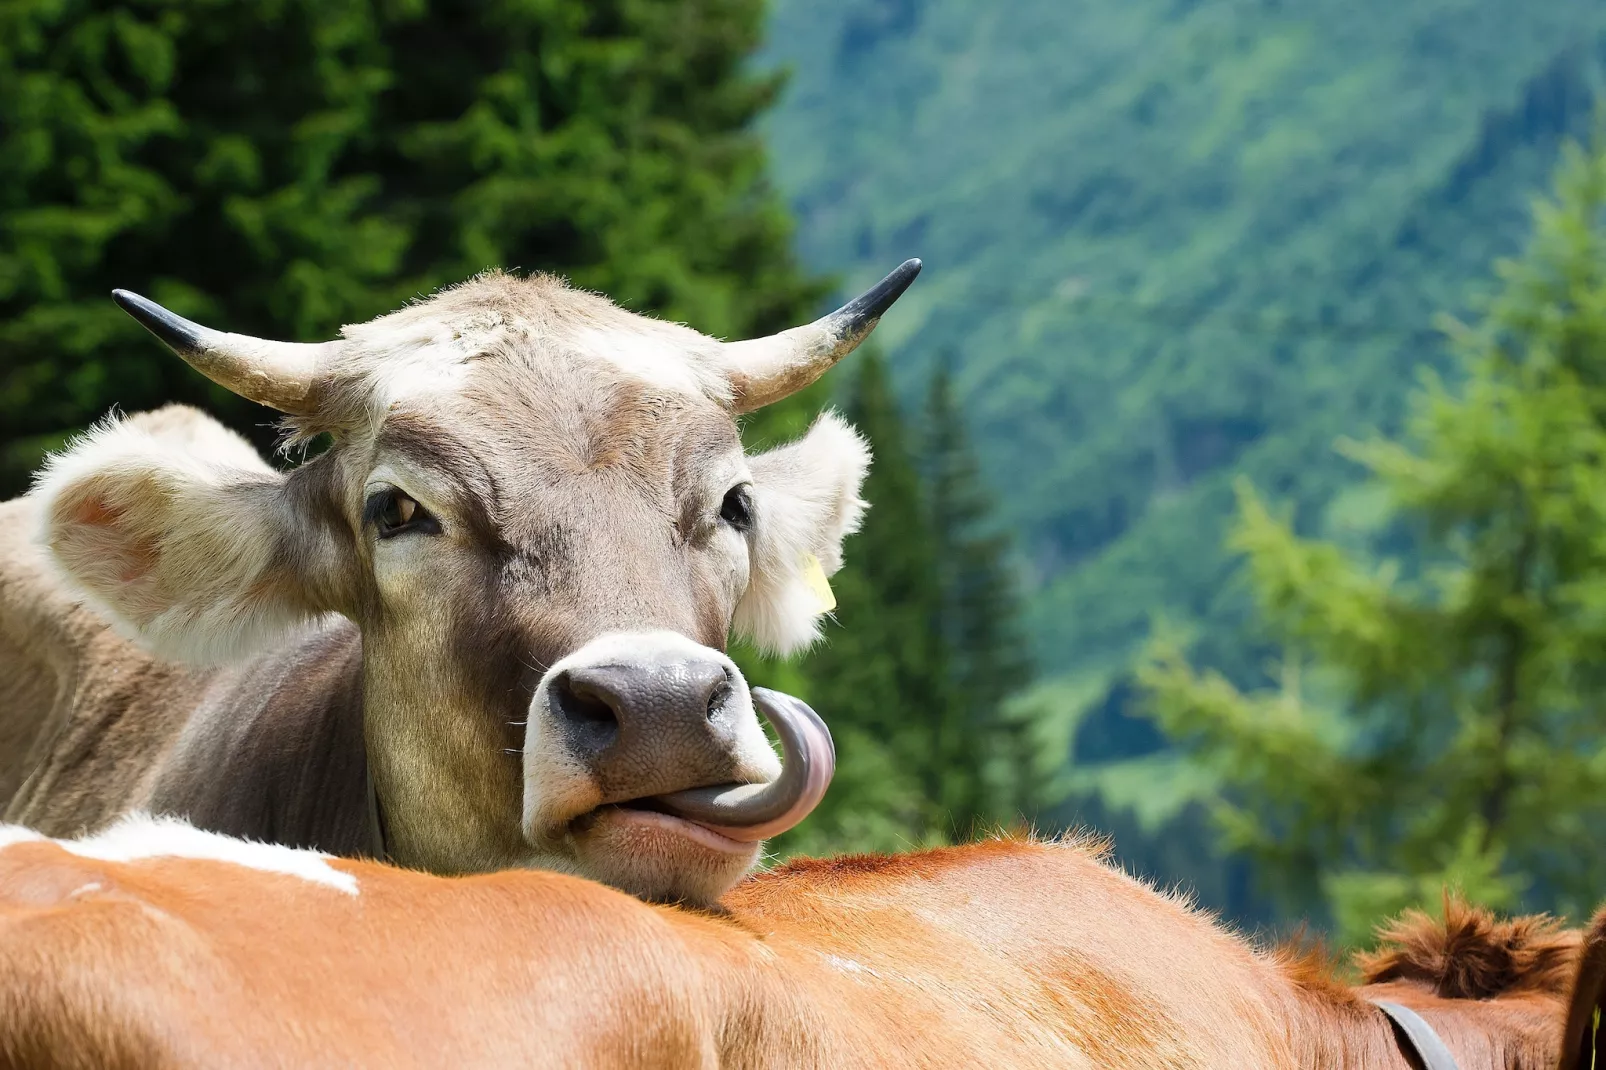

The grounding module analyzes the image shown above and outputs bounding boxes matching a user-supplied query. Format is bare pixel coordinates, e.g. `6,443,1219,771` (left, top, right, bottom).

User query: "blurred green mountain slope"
761,0,1606,689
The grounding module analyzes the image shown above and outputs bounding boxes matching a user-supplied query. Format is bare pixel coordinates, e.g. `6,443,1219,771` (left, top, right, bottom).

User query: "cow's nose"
547,659,737,789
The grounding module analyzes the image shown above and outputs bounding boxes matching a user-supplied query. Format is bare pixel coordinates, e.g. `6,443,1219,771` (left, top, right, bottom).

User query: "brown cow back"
0,825,1582,1069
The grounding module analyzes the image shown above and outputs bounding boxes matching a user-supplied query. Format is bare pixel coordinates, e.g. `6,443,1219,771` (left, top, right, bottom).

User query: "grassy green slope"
760,0,1606,691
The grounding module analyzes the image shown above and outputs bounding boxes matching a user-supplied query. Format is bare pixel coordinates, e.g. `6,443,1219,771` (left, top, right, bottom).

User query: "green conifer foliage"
771,351,946,854
0,0,820,491
1139,135,1606,944
922,359,1037,827
769,352,1040,856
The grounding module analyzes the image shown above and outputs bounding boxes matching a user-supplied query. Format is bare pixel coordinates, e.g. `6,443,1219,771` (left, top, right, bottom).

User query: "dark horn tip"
111,289,205,354
834,257,923,329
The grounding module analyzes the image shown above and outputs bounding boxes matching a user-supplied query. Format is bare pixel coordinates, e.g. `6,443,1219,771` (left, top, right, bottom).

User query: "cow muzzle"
520,631,833,902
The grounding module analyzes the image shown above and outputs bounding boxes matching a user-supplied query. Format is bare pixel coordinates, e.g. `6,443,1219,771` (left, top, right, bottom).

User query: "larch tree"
922,359,1037,829
770,351,949,855
1140,135,1606,945
770,352,1041,856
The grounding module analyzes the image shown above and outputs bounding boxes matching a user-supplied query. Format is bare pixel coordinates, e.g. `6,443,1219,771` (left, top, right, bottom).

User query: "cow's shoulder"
0,821,312,1069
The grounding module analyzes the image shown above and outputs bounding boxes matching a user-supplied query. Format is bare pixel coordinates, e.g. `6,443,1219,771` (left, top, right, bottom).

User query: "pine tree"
922,358,1036,828
1139,135,1606,945
768,351,951,855
0,0,821,492
765,353,1041,857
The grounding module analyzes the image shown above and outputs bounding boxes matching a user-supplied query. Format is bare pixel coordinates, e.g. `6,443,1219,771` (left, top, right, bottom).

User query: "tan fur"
33,413,325,664
3,274,873,906
0,825,1587,1069
0,410,226,829
294,270,733,444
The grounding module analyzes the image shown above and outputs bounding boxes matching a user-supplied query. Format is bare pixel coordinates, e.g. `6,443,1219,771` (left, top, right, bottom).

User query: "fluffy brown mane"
1270,931,1360,1002
1356,897,1580,1000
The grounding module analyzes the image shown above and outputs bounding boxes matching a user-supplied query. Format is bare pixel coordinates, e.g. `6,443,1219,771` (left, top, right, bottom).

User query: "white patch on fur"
0,826,44,850
341,297,733,420
824,954,875,975
31,409,319,665
0,815,358,895
736,411,872,654
338,316,477,419
522,630,780,838
820,952,922,986
368,354,472,415
332,272,736,414
573,326,728,399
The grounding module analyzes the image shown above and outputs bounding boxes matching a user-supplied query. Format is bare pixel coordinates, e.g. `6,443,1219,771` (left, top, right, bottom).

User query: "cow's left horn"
721,258,922,412
650,688,835,842
112,290,337,413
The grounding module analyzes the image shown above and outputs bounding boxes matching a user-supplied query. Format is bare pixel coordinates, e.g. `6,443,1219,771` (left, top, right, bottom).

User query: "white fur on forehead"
329,272,732,420
736,412,871,655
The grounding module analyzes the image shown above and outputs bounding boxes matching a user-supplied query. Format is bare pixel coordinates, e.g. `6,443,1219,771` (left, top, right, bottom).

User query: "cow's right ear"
1558,906,1606,1070
735,411,870,655
32,407,333,665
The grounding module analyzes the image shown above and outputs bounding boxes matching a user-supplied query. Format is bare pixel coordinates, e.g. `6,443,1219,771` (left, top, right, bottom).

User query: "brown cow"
0,261,919,906
1558,902,1606,1070
0,814,1592,1069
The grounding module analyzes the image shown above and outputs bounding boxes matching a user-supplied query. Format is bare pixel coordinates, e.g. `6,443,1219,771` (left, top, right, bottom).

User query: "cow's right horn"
112,290,337,413
720,258,922,412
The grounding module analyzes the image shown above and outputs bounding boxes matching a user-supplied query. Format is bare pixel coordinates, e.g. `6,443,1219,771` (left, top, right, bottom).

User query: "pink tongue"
650,689,836,843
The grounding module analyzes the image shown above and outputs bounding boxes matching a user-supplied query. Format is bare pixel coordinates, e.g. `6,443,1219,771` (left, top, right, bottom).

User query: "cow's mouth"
573,804,753,855
571,689,835,847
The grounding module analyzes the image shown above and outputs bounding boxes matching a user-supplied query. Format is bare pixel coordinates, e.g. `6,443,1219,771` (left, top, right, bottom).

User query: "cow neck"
363,754,389,862
1283,976,1453,1068
1369,1000,1462,1070
357,658,528,873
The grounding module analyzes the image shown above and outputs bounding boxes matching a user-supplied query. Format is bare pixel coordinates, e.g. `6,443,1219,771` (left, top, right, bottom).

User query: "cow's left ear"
1558,907,1606,1070
735,411,870,655
32,408,342,665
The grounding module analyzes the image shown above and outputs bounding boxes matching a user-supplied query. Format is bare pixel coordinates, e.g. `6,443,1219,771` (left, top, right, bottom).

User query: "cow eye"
365,488,441,539
718,485,753,532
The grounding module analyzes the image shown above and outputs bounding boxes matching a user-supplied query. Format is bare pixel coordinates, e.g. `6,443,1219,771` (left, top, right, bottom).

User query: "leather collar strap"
1369,999,1460,1070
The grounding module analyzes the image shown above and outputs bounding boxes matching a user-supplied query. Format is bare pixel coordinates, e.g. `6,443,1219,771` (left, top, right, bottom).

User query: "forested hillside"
765,0,1604,662
760,0,1606,850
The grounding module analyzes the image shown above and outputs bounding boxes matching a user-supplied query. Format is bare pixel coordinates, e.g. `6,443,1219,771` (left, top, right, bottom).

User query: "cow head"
34,261,919,905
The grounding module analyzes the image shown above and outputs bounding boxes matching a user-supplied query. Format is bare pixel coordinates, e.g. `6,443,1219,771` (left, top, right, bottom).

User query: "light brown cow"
0,261,919,906
0,815,1595,1069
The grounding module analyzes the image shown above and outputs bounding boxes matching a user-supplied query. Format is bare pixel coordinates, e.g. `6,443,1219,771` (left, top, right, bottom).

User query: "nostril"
566,686,618,726
706,678,732,721
550,670,621,739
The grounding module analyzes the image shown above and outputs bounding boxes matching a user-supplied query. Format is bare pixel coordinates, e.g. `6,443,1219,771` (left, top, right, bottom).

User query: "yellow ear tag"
799,553,836,614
